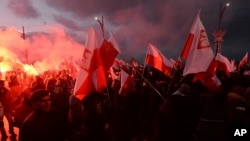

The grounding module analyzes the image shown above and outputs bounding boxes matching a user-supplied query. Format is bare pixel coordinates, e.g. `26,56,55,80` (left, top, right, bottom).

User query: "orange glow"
0,26,83,77
23,64,38,76
0,62,12,72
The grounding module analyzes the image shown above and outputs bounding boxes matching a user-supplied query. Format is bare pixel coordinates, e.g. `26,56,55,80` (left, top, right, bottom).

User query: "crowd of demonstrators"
0,70,74,140
0,62,249,141
195,66,250,141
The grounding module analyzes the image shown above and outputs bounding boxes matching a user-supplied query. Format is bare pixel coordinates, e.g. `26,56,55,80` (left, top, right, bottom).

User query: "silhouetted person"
19,89,68,141
0,80,16,138
157,83,200,141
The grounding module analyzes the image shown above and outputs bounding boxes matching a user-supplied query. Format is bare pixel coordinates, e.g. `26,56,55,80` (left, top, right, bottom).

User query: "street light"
214,2,230,54
95,16,104,38
218,2,230,30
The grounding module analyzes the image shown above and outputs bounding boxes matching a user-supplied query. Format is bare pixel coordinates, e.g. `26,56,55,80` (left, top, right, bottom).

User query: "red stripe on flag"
145,54,172,76
180,33,194,59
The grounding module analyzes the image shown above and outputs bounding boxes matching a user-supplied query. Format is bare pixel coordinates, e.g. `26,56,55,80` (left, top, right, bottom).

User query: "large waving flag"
145,43,174,76
238,52,248,70
181,11,214,76
99,39,119,73
74,28,119,100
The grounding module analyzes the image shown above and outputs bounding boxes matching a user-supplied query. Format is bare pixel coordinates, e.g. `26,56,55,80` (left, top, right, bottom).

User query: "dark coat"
19,110,67,141
158,93,200,141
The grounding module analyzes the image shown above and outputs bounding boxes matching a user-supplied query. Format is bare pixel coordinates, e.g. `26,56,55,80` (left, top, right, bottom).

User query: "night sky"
1,0,250,64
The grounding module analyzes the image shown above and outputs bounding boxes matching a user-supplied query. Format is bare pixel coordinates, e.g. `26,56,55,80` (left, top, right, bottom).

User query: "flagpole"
165,56,182,96
95,16,111,100
119,54,166,102
95,16,104,38
142,46,149,78
139,72,166,102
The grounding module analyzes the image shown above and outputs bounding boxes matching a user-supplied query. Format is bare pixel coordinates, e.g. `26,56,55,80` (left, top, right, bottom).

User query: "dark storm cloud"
53,14,82,30
8,0,40,18
45,0,250,62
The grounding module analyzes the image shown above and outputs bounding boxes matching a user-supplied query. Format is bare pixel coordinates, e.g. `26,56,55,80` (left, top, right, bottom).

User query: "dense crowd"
0,64,250,141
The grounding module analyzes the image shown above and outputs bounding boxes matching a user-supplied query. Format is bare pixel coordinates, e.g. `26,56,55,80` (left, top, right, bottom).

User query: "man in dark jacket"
19,89,68,141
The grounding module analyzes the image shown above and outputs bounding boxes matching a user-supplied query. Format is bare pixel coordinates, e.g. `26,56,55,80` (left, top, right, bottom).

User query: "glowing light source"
94,16,104,37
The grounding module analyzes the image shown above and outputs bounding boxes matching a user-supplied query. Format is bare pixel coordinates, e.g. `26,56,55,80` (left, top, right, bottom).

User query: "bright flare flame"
23,64,39,76
0,62,13,72
226,3,230,7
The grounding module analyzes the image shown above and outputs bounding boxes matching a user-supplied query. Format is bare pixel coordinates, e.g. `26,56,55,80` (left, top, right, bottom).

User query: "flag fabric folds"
207,53,236,76
181,12,214,76
145,43,173,76
193,72,221,90
193,53,235,91
74,28,119,100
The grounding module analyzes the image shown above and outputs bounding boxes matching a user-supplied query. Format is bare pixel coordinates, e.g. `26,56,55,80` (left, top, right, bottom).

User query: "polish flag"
74,28,118,100
119,70,134,96
193,53,234,91
193,72,221,91
238,52,248,69
99,39,119,73
181,11,214,76
193,53,235,91
207,53,235,76
145,43,173,76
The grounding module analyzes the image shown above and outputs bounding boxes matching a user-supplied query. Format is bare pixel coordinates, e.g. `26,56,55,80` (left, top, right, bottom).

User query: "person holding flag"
69,27,119,141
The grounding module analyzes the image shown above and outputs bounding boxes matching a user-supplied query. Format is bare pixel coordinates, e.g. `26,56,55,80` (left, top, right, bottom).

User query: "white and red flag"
238,52,248,69
193,54,234,91
207,53,235,76
180,11,214,76
119,70,134,96
99,39,119,73
74,28,119,100
193,72,221,91
145,43,173,76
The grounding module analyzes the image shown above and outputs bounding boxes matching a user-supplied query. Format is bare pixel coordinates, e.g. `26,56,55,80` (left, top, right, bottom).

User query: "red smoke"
0,26,84,74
